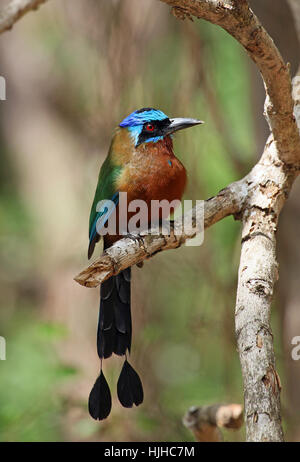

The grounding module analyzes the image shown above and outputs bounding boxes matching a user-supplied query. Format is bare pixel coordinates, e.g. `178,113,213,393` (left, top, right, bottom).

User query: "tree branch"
0,0,48,35
183,404,243,442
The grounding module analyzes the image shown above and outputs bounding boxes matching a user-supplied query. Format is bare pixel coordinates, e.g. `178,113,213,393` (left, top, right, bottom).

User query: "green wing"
88,153,122,259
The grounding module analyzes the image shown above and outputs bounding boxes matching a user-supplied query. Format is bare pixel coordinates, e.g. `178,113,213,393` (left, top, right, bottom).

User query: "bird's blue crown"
120,108,168,127
119,108,169,146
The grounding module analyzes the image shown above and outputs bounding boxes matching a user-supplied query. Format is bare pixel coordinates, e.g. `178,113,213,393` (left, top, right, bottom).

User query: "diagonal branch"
0,0,48,35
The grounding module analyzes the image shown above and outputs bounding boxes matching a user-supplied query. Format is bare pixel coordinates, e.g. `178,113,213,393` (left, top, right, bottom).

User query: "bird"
87,107,203,420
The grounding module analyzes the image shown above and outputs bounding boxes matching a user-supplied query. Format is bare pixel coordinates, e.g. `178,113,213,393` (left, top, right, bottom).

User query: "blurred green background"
0,0,299,442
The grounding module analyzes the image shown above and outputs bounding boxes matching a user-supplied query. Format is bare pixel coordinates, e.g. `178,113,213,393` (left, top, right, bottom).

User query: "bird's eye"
145,123,155,132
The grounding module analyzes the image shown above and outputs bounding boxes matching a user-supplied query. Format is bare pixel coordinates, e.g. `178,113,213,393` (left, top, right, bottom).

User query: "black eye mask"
137,118,171,146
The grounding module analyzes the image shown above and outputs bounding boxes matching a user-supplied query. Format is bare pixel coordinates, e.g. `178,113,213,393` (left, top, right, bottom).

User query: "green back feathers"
89,153,122,236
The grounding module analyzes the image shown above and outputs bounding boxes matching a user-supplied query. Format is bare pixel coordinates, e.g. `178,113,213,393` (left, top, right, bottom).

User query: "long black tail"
88,268,143,420
98,269,132,359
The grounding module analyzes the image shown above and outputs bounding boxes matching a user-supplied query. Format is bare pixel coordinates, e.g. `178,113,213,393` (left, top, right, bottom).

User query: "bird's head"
119,107,204,147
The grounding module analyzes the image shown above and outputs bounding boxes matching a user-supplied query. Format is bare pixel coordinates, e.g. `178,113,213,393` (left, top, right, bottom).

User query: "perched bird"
88,108,203,420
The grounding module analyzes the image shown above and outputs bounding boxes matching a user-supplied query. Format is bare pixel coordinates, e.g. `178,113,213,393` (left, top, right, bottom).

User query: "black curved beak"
164,118,204,136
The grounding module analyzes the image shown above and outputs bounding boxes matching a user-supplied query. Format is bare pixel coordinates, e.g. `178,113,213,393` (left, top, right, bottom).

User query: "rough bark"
0,0,48,34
